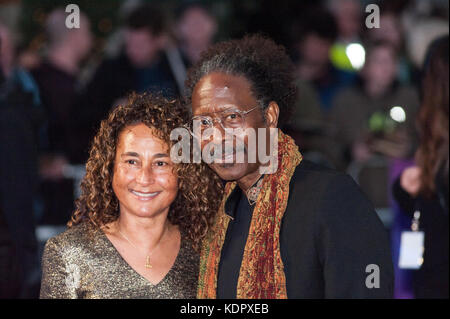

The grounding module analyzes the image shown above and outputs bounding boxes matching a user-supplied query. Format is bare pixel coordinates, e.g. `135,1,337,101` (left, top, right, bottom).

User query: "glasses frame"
184,105,260,135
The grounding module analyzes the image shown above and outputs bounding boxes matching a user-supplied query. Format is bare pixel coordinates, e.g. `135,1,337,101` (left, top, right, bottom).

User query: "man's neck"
364,81,390,99
131,53,161,69
48,46,79,75
237,170,262,195
182,41,208,64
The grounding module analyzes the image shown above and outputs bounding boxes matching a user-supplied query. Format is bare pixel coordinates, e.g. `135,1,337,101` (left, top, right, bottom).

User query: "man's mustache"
208,144,247,160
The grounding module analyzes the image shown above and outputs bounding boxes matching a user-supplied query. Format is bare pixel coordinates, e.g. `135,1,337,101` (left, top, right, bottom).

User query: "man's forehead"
192,73,254,113
196,75,235,97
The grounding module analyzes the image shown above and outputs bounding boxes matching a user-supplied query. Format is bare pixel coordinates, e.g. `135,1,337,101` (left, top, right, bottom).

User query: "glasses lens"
221,111,244,128
190,116,213,132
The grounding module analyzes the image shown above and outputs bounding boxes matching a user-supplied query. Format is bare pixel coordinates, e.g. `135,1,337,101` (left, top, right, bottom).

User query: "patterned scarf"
197,131,302,299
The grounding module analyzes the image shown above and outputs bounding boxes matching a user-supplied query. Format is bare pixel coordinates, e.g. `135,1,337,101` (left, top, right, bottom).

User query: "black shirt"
215,160,394,298
0,89,41,297
217,188,254,298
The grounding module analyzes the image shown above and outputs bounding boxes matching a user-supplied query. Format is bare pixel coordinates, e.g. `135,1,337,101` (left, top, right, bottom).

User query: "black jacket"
219,160,394,298
0,77,42,298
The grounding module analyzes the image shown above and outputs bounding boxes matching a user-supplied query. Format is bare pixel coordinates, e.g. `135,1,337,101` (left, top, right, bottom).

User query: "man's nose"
209,119,226,145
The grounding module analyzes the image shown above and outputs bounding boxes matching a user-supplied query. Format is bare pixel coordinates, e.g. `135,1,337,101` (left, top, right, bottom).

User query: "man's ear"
265,101,279,128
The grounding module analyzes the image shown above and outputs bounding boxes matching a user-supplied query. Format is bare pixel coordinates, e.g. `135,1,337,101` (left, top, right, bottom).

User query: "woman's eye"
155,161,168,167
126,160,137,165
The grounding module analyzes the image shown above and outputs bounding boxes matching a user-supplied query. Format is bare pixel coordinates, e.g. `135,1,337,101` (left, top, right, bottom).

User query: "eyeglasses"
184,106,260,134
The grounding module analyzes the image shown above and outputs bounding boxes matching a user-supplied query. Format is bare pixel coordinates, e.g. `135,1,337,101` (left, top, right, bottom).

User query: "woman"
40,93,222,298
393,36,449,298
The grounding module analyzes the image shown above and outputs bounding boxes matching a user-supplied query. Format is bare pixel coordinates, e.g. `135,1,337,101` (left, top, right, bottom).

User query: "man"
291,6,356,111
185,34,394,298
31,8,93,223
329,41,419,170
174,2,218,66
75,3,178,163
32,8,92,163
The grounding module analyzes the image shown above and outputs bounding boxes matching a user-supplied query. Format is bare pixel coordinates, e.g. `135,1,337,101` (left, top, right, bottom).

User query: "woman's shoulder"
44,222,98,252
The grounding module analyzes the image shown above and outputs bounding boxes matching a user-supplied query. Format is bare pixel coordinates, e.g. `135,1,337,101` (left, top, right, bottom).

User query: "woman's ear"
265,101,279,128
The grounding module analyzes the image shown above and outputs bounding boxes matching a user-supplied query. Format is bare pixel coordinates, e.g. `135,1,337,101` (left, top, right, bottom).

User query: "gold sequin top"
39,222,199,299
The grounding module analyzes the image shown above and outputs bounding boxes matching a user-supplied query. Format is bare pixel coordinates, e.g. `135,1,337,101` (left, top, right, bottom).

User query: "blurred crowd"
0,0,448,298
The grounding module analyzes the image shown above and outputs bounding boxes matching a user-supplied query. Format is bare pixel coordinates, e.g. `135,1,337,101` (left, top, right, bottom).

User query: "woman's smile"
129,189,161,201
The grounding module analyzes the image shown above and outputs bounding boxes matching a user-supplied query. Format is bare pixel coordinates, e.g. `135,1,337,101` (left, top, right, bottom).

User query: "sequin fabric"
40,222,199,299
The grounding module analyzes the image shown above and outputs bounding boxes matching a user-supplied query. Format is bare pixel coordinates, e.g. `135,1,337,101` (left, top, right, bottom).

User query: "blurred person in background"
282,77,334,167
327,0,361,44
402,0,449,74
0,23,41,109
174,2,217,67
393,36,449,299
327,0,363,72
328,41,419,170
366,1,420,86
31,8,93,225
291,7,356,112
287,6,356,168
74,3,179,164
158,1,218,97
0,25,43,298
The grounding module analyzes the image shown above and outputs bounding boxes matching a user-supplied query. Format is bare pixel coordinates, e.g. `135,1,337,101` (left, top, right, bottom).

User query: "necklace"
117,225,168,269
245,174,264,206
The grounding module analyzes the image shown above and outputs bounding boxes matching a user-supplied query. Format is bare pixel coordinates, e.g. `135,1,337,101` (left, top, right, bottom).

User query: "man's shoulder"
288,159,361,204
292,159,346,182
287,159,378,224
94,54,134,76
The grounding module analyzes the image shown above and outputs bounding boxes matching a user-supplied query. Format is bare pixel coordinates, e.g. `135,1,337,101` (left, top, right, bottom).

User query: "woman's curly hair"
69,93,223,250
184,34,297,127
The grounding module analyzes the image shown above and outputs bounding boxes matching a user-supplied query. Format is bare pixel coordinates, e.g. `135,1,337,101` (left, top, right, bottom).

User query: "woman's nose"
136,166,155,184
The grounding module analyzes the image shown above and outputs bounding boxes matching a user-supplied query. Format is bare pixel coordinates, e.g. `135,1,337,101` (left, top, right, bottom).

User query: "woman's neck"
114,212,173,251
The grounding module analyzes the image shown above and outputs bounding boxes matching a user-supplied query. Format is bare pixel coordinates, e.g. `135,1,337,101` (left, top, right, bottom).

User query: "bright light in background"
346,43,366,70
390,106,406,123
